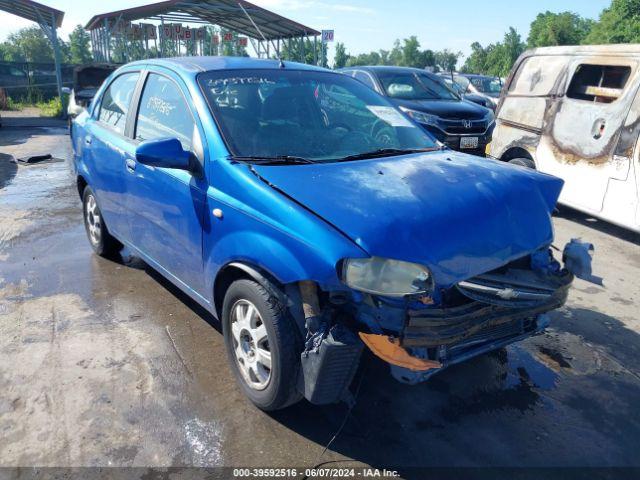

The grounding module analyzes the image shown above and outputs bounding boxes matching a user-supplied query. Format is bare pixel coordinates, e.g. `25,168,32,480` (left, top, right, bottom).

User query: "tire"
222,279,302,410
82,186,123,257
508,157,536,169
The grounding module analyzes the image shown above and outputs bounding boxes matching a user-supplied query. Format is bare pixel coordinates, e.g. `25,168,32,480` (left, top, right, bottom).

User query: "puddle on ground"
506,345,558,390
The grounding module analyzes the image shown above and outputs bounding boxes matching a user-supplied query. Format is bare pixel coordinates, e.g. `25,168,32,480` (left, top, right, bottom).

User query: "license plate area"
460,136,479,149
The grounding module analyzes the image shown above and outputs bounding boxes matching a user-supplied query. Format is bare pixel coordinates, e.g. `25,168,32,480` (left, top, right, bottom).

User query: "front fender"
203,161,366,303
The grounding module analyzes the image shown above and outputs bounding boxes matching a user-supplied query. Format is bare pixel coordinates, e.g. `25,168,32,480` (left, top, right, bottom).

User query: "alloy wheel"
85,194,101,245
230,299,272,390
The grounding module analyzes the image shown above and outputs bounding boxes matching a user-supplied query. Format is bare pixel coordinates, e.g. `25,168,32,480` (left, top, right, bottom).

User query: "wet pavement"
1,125,640,476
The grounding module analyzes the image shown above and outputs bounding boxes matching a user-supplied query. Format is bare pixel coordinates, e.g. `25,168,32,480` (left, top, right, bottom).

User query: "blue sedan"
71,57,593,410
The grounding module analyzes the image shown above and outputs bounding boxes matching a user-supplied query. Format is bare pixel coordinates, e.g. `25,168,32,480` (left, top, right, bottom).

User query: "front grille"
402,286,567,348
440,119,488,134
448,318,525,353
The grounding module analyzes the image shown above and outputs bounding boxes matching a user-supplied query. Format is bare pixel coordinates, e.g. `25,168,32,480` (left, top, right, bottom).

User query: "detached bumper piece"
300,324,363,405
392,314,550,384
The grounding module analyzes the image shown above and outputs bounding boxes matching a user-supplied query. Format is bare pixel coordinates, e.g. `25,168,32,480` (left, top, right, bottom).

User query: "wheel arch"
76,174,88,199
500,146,535,164
213,261,287,321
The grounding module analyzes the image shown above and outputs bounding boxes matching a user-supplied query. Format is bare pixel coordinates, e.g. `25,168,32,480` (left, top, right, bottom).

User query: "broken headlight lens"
399,107,439,127
341,257,431,297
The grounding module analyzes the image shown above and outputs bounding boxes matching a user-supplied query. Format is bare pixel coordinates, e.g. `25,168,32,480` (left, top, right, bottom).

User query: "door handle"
125,158,136,172
84,136,92,145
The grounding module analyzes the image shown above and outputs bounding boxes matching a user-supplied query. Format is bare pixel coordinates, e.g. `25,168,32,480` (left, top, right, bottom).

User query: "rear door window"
135,73,195,151
98,72,140,135
567,64,631,103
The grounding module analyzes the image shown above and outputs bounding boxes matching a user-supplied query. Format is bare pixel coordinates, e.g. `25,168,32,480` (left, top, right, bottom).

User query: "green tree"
333,42,349,68
401,35,422,67
0,41,24,62
388,39,403,65
461,42,488,73
4,26,54,62
434,49,462,72
346,51,381,66
485,27,525,77
419,49,436,69
378,49,390,65
585,0,640,44
527,11,593,47
68,25,93,64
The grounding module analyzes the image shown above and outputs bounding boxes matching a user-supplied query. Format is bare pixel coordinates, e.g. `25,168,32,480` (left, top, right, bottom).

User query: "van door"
598,85,640,231
536,57,639,213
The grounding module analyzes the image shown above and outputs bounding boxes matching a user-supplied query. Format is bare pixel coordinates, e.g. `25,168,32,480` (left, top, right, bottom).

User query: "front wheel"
508,157,536,169
222,279,302,410
82,186,123,257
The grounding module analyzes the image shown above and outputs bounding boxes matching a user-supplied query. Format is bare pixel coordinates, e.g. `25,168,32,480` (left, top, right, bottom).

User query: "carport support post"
313,35,317,65
160,17,165,57
49,14,63,109
103,19,112,62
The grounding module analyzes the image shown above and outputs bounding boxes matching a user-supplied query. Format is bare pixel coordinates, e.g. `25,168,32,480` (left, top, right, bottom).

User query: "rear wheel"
82,186,123,257
508,157,536,169
222,279,302,410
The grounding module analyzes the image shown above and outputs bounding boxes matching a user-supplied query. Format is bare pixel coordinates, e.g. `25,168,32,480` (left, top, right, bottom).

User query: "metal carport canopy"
85,0,320,40
0,0,65,109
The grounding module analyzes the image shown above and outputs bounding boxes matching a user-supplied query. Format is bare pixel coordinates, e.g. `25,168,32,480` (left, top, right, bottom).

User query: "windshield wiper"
334,147,439,162
230,155,315,165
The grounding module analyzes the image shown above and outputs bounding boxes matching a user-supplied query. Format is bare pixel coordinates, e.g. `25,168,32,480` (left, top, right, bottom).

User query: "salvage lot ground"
1,121,640,476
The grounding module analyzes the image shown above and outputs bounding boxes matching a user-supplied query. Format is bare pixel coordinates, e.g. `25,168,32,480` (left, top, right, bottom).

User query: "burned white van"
488,45,640,233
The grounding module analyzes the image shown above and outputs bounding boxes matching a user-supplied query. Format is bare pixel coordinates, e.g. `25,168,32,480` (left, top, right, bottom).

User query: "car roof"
341,65,438,76
124,56,328,74
457,73,495,79
526,44,640,56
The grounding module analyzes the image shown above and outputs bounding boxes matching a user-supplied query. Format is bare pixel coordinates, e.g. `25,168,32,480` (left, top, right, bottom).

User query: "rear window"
567,64,631,103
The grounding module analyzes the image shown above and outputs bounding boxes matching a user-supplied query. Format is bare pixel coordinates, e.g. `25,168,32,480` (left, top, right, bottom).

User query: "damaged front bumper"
297,239,597,404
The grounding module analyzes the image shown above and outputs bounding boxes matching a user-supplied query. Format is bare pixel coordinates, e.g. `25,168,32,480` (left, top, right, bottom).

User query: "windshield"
377,70,459,101
467,76,502,97
198,69,438,162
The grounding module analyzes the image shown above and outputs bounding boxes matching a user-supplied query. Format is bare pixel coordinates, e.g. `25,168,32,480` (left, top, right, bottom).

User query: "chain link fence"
0,61,76,109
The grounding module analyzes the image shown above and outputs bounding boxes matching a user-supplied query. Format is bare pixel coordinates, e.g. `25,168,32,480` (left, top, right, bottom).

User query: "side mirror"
61,87,71,95
135,138,192,170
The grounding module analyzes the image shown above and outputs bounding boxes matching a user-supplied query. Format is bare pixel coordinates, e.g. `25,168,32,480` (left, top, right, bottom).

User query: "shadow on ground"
556,205,640,245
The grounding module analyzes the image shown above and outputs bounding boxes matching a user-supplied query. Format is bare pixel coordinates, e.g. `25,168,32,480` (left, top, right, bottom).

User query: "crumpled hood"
253,151,564,287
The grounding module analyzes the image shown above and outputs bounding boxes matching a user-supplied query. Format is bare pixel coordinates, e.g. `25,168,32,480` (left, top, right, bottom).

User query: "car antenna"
237,1,285,68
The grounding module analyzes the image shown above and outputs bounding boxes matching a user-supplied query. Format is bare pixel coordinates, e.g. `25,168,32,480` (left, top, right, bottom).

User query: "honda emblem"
462,120,472,129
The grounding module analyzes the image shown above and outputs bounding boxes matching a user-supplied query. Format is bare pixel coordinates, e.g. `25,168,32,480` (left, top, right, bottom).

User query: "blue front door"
125,70,207,298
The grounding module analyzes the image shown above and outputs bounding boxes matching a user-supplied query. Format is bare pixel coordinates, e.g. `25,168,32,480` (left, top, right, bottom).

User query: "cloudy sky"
0,0,610,61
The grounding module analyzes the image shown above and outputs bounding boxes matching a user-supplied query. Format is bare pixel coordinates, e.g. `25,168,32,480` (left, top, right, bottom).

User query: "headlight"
399,107,440,127
341,257,431,297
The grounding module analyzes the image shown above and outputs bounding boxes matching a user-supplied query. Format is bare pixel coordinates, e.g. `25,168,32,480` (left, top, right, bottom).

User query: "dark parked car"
439,74,496,110
72,57,595,411
441,73,503,109
340,66,494,155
